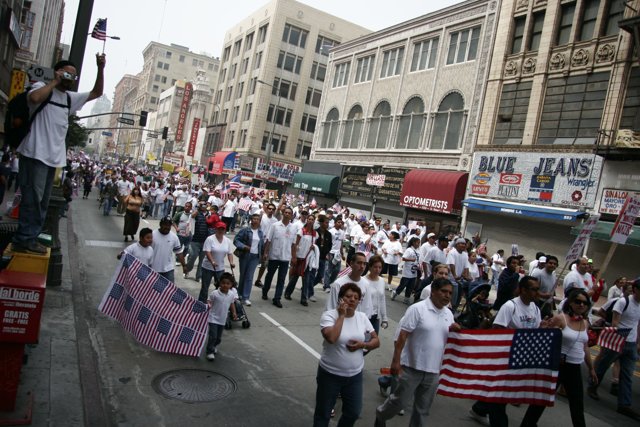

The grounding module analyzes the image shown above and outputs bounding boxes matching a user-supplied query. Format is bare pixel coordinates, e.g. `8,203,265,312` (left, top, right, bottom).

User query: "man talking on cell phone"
12,54,106,254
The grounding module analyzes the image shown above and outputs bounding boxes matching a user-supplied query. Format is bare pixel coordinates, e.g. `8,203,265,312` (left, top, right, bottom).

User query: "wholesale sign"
175,82,192,142
469,152,603,208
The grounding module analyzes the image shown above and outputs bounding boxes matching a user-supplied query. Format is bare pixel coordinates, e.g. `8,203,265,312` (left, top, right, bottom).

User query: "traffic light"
162,127,169,140
139,110,148,126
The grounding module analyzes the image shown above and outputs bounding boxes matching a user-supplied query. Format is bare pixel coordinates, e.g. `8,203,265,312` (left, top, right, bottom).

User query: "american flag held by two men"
597,327,631,353
98,254,209,357
437,329,562,406
91,18,107,40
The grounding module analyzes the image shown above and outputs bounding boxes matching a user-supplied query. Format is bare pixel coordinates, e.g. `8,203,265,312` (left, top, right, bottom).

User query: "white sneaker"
243,300,252,306
213,346,218,354
391,292,397,301
469,409,489,426
206,353,215,361
324,288,331,293
309,296,317,302
183,273,189,279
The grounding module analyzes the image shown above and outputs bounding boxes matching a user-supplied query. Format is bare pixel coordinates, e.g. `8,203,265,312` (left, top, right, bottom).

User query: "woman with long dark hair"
123,187,144,242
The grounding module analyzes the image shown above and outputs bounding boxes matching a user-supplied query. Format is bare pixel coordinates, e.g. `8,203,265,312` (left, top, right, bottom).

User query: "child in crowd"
117,228,154,266
206,272,238,361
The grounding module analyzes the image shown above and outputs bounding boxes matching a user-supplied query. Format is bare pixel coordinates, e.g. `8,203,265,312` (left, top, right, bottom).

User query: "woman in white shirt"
198,222,235,302
365,255,388,334
381,231,402,288
313,283,379,427
392,237,420,304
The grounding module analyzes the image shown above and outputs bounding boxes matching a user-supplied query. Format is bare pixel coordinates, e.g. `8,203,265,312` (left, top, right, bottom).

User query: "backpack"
604,295,630,325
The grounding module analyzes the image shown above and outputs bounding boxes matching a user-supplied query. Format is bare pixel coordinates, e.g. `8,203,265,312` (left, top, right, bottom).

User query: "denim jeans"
159,270,175,283
163,199,173,218
315,259,327,285
262,260,289,302
301,268,317,302
324,255,341,289
153,202,164,219
14,156,56,244
313,365,363,427
238,253,260,300
177,234,192,260
199,268,223,302
395,277,417,298
187,241,206,280
206,323,224,353
592,341,638,407
102,197,114,216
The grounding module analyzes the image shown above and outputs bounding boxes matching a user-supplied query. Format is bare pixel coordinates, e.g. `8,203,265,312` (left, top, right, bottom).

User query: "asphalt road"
68,197,639,427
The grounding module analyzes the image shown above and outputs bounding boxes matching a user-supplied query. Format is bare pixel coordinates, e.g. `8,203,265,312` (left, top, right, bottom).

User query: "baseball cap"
538,256,547,263
215,221,227,230
455,237,466,244
159,215,173,224
428,232,436,238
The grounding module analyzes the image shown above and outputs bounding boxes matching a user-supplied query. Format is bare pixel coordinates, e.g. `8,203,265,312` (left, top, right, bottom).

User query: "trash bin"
0,270,46,412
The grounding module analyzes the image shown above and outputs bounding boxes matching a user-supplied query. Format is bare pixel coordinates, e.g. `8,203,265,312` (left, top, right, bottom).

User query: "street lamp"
257,78,281,183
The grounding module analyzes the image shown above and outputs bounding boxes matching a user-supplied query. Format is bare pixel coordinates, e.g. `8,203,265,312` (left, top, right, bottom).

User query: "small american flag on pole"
438,329,562,406
91,18,107,40
98,254,209,357
597,327,631,353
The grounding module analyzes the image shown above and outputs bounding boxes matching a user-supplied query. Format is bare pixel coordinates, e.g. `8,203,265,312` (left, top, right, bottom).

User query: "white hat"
538,256,547,263
427,232,436,238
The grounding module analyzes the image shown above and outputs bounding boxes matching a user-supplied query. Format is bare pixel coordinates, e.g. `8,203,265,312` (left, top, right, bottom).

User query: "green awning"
292,172,339,195
570,220,640,247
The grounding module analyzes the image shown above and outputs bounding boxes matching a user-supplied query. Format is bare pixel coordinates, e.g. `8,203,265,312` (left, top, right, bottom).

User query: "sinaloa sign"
469,152,603,208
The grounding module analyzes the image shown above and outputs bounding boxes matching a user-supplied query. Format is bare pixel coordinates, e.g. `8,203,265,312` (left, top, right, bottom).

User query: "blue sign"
102,131,113,136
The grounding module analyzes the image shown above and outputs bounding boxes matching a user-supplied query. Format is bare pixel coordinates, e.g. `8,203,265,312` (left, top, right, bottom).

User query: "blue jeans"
592,341,638,407
315,259,327,285
262,260,289,302
14,156,55,244
177,234,192,260
324,255,341,289
159,270,175,283
153,202,163,219
199,268,223,302
238,253,260,300
102,196,114,216
206,323,224,353
187,241,206,280
395,277,416,298
302,267,317,302
313,365,363,427
163,199,173,218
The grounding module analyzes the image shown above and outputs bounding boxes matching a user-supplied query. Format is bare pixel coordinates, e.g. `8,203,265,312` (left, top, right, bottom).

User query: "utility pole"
68,0,95,90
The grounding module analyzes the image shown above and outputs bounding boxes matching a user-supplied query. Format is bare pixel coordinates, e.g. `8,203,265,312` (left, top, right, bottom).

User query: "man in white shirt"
152,184,166,219
207,190,224,210
116,176,133,215
326,252,368,312
118,228,154,266
173,185,191,214
531,255,558,318
419,233,436,274
261,207,296,308
221,194,238,232
447,238,469,311
254,202,278,288
151,216,187,282
563,257,593,298
13,54,105,254
375,278,459,427
490,249,505,288
324,218,346,290
528,251,546,274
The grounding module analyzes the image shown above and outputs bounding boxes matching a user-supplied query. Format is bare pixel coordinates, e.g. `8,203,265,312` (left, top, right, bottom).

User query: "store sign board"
366,174,385,187
599,188,640,215
255,158,300,182
377,168,408,203
469,152,603,208
340,166,375,197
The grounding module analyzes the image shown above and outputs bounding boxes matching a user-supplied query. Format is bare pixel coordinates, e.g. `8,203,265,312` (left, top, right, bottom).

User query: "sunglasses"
527,287,540,292
572,299,589,306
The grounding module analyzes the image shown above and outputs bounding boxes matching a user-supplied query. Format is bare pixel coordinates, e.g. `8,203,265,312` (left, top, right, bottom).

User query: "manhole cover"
152,369,237,403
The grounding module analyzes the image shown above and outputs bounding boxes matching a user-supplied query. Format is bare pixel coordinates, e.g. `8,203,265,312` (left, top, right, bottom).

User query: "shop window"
430,92,465,150
366,101,392,149
320,108,340,149
341,105,364,149
395,97,425,149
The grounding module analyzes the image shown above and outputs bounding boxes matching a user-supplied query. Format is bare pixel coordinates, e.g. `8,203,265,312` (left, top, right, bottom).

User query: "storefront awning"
292,172,339,195
463,197,587,221
400,170,468,214
209,151,236,175
570,220,640,247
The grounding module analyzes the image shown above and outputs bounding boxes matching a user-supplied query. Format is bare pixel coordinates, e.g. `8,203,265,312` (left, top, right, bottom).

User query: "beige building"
466,0,640,280
206,0,370,185
14,0,64,70
110,74,140,157
310,0,499,227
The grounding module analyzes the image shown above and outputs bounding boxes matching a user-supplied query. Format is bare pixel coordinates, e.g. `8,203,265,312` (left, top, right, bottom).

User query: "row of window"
330,27,479,88
158,53,216,71
223,24,269,62
320,94,466,151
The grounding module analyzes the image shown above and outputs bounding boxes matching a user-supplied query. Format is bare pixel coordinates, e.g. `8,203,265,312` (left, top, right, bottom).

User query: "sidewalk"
2,216,85,426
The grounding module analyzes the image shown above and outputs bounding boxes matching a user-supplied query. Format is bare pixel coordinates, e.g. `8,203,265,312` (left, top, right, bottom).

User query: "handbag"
233,248,242,258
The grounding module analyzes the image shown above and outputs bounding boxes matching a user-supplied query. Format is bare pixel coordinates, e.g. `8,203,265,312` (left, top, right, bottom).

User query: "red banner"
175,82,192,142
187,118,201,157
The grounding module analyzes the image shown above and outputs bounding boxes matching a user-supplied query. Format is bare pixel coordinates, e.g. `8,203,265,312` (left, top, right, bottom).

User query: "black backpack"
604,295,630,324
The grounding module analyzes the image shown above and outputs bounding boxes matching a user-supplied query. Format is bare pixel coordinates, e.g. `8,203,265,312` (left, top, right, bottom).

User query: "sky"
61,0,460,110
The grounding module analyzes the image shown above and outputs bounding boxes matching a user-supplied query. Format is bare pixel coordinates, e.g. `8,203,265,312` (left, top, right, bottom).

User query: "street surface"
20,198,640,426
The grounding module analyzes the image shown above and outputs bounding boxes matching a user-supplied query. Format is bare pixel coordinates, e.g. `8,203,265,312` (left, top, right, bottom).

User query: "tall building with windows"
466,0,639,280
13,0,64,70
310,0,498,227
206,0,370,185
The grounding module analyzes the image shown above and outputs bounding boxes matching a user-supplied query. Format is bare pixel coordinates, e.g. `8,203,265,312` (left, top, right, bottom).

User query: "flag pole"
102,39,106,54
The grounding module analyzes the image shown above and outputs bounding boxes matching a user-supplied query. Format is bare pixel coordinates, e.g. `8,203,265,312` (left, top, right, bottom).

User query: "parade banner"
469,152,603,208
98,254,209,357
610,195,640,244
438,329,561,406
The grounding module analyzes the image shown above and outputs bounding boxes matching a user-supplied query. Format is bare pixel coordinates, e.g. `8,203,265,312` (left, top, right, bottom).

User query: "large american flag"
98,254,209,357
91,18,107,40
597,327,631,353
437,329,562,406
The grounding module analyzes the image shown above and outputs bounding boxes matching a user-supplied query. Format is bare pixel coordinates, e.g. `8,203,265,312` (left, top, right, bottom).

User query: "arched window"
430,92,465,149
366,101,392,149
395,97,425,149
341,105,364,149
320,108,340,148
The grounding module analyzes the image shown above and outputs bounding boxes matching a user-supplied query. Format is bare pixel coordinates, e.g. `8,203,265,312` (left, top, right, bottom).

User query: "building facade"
310,0,499,229
13,0,64,70
466,0,639,280
0,0,25,141
110,74,140,158
208,0,370,187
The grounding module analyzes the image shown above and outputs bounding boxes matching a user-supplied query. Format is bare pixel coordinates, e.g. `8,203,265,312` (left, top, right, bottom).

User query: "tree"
66,115,89,148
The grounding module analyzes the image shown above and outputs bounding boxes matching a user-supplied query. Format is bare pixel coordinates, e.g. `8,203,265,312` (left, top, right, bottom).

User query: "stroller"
224,299,250,329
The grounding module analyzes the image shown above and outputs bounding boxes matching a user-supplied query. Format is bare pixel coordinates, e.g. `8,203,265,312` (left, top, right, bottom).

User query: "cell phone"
62,71,76,81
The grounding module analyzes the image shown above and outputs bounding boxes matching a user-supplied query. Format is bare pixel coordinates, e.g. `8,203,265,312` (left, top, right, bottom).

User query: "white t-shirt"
19,82,90,167
123,242,154,267
493,297,541,329
222,199,237,217
419,242,434,263
563,271,593,295
531,268,557,303
319,310,374,377
399,297,454,373
401,247,420,278
446,249,468,279
367,276,388,321
260,213,277,236
207,288,238,325
425,246,447,267
202,235,233,271
173,190,190,207
329,228,345,255
608,285,624,300
267,221,296,261
491,253,504,273
467,260,480,281
327,275,367,312
295,227,317,259
250,229,260,254
151,229,183,273
175,212,193,237
615,295,640,342
382,240,403,265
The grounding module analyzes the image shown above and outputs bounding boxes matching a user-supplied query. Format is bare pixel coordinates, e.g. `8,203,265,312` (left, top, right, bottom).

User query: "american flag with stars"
98,254,209,357
437,328,562,406
597,327,631,353
91,18,107,41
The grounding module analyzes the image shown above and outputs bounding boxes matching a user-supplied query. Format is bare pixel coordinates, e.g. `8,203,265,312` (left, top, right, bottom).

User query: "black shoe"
587,386,599,401
284,294,292,300
300,300,308,306
261,294,268,300
273,300,282,308
610,382,618,396
125,237,129,242
617,406,640,420
254,281,263,288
